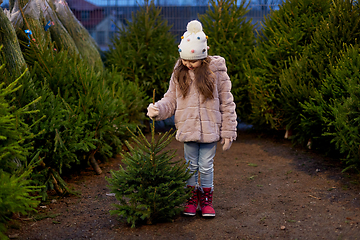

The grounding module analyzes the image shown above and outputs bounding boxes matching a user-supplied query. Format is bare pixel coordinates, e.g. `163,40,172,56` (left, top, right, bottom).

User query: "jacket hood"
209,55,227,72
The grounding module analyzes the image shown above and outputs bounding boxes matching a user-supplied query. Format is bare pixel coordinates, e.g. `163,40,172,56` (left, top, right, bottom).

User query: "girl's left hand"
221,138,233,151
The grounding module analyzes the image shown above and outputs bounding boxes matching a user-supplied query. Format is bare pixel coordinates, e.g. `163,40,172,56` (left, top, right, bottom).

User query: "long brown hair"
174,56,214,101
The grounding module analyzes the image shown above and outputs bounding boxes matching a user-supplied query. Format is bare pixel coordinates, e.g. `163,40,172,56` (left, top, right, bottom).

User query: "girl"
147,20,237,217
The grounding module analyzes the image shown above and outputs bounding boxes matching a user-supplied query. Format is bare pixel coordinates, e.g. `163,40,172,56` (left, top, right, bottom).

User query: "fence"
0,0,281,50
65,0,282,50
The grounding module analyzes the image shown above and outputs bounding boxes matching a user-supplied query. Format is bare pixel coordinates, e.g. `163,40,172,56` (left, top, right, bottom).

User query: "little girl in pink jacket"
147,20,237,217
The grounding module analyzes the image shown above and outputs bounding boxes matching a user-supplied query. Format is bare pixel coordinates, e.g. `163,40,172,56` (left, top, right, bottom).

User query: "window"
97,31,105,45
81,11,90,20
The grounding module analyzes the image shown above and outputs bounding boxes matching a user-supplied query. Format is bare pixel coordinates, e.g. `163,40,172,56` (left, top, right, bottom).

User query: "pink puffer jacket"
154,55,237,143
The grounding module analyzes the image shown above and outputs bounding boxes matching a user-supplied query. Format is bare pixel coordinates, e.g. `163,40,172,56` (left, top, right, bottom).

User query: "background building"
1,0,281,51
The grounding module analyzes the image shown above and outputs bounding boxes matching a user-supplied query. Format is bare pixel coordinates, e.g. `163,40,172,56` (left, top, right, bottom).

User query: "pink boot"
183,185,199,216
199,187,215,217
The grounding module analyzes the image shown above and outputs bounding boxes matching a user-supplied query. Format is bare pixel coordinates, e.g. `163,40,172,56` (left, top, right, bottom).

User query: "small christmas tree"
106,91,192,228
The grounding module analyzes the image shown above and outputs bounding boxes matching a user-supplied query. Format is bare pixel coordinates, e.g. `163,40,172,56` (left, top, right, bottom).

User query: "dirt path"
6,130,360,240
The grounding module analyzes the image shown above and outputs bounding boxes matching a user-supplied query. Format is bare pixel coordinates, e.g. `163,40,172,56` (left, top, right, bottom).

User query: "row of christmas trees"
245,0,360,170
0,0,151,236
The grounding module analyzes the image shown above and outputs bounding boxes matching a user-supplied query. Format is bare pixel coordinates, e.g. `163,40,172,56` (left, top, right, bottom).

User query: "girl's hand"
147,103,159,118
220,138,233,151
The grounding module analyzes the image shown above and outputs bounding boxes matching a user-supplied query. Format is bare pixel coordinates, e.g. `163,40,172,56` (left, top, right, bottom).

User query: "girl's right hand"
221,138,233,151
147,103,159,118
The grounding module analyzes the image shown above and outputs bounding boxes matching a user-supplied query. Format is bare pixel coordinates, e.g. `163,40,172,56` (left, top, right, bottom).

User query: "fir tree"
199,0,255,122
318,46,360,170
0,47,41,239
246,0,331,129
0,45,40,174
20,40,96,197
0,167,41,240
105,0,178,99
16,36,147,199
107,92,192,227
280,0,360,150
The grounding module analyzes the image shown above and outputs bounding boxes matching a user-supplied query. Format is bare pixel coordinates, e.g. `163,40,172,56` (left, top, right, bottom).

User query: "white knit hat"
178,20,209,60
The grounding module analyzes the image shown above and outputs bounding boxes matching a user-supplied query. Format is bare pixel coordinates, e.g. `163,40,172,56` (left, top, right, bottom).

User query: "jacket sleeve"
218,70,237,140
154,73,177,121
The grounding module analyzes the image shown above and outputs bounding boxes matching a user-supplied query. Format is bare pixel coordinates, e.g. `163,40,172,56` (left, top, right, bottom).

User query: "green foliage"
12,38,147,199
0,73,32,173
247,0,360,168
319,46,360,170
0,45,40,174
199,0,255,122
105,1,178,99
330,88,360,171
246,0,331,129
0,167,42,240
106,70,148,124
0,47,41,239
280,59,323,146
106,123,192,228
19,42,99,197
280,0,360,150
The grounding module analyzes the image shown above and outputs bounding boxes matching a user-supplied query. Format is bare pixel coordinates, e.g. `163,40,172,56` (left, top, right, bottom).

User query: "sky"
87,0,209,6
1,0,279,7
85,0,277,6
0,0,208,6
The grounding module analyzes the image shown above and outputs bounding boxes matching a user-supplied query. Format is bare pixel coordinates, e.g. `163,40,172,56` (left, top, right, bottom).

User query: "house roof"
66,0,101,11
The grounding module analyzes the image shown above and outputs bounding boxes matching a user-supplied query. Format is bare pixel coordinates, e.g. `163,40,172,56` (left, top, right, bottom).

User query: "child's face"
181,59,202,70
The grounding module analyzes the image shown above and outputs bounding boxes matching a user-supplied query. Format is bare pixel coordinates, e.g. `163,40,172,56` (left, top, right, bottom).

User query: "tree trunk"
51,173,63,195
90,154,102,175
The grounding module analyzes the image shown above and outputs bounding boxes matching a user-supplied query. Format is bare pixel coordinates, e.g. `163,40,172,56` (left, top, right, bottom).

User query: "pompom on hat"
178,20,209,60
